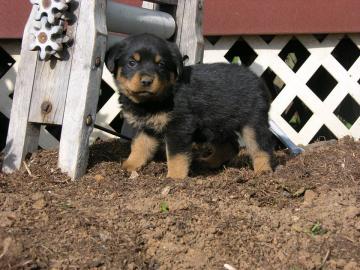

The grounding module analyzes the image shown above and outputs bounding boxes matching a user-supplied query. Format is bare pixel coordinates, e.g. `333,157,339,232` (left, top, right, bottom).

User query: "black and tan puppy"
105,33,273,179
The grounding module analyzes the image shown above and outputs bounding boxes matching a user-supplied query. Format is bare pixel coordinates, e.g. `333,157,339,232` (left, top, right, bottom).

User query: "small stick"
23,161,33,177
0,237,11,259
318,249,330,270
224,264,237,270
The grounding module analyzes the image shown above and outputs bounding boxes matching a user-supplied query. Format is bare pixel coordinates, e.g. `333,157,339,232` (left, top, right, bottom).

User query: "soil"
0,137,359,270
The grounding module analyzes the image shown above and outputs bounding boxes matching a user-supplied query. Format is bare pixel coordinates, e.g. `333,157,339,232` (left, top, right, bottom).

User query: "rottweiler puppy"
105,33,273,179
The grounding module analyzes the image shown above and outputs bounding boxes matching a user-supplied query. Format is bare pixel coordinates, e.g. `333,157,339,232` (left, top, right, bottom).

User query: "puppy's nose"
141,76,153,86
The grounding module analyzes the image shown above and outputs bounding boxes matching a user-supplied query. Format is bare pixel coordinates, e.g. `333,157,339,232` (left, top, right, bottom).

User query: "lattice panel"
204,34,360,145
1,34,360,151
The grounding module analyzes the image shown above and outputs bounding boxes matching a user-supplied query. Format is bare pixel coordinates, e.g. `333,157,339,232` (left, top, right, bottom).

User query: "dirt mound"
0,138,359,269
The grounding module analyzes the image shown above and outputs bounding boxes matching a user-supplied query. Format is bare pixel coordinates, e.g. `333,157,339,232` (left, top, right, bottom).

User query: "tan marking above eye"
155,54,162,64
132,52,141,62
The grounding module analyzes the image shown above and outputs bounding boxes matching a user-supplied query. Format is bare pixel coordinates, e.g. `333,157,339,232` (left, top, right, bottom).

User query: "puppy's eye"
158,61,166,68
127,59,137,68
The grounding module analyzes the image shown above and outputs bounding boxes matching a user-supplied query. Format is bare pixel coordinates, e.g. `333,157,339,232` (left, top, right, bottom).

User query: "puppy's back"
174,63,271,119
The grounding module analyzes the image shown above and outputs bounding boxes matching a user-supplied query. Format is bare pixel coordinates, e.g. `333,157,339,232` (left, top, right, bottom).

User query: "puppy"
105,33,273,179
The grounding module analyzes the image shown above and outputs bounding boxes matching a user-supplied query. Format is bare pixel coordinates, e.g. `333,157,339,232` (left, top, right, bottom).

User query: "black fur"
105,33,273,176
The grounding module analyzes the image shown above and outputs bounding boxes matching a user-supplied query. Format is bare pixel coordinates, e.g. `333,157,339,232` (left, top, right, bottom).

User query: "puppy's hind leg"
198,142,238,169
241,125,273,174
122,130,159,172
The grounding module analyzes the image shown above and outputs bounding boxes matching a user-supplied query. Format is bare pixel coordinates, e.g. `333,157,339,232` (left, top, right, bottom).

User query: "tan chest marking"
123,111,171,133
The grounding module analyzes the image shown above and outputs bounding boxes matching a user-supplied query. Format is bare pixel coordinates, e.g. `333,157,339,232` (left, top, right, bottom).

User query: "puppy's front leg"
165,133,192,179
122,131,159,172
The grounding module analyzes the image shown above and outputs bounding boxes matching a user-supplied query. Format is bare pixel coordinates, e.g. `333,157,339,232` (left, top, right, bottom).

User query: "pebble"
129,171,139,179
344,206,360,219
99,230,111,242
344,261,358,270
32,198,47,210
0,212,16,227
161,186,171,196
31,192,44,201
94,174,105,182
303,190,317,205
336,259,347,267
355,220,360,231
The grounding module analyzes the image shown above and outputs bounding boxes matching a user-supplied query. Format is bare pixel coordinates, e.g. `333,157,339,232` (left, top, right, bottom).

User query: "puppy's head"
105,34,183,103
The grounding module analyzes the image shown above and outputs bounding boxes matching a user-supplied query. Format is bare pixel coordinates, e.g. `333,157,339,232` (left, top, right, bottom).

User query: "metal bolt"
86,115,93,126
41,101,52,114
95,57,101,67
38,32,48,44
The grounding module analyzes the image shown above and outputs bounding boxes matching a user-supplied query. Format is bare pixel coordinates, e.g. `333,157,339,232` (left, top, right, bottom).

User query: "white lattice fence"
1,34,360,150
204,34,360,145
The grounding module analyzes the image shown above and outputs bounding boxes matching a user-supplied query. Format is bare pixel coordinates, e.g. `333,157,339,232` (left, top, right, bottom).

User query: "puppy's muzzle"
141,75,154,87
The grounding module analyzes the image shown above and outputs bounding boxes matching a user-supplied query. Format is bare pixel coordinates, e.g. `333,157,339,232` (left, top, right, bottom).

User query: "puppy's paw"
253,154,272,175
121,159,140,172
253,163,272,175
166,170,188,180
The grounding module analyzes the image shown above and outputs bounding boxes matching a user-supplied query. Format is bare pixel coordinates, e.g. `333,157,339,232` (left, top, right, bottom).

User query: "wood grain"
58,0,107,179
175,0,204,65
2,7,40,173
28,2,81,125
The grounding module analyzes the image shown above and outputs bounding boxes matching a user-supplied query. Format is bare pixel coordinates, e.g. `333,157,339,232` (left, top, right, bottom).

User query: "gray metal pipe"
106,0,176,39
107,34,124,49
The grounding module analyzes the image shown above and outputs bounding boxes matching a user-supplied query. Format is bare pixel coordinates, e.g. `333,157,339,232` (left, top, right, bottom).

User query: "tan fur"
122,111,139,127
115,64,177,104
116,70,143,103
116,68,172,103
155,54,162,64
166,153,191,179
132,52,141,62
122,132,159,172
199,143,237,169
146,112,171,132
127,72,143,92
252,155,272,174
150,75,168,95
123,111,171,133
242,126,272,174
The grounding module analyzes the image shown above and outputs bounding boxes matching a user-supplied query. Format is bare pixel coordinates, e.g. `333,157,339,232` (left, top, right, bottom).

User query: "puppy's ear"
105,41,127,74
167,42,184,79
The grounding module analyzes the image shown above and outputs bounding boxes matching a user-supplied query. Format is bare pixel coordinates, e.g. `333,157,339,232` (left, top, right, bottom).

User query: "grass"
160,201,169,213
310,221,327,236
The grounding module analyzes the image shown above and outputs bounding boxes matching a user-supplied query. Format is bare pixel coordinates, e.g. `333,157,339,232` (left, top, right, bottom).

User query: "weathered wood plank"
28,2,80,125
175,0,204,65
2,6,41,173
58,0,107,179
